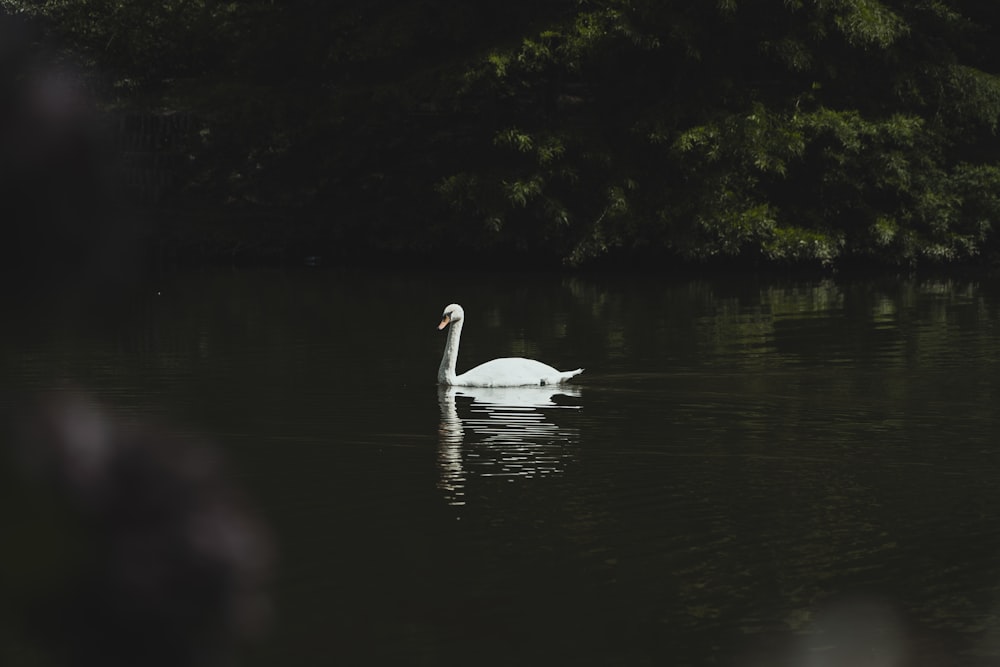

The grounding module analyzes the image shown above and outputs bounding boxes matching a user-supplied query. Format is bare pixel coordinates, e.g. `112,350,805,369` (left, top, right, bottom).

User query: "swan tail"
557,368,584,382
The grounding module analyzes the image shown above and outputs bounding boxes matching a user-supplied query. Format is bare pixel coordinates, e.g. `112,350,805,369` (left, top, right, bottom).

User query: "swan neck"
438,319,463,384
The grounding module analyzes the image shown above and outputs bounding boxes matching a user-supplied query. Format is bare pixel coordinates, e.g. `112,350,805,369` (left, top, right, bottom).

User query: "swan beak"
438,314,451,330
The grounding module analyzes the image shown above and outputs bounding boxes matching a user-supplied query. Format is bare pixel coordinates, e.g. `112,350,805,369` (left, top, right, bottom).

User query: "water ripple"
436,386,581,506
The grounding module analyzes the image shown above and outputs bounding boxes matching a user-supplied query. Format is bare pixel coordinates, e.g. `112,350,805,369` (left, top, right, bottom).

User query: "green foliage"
826,0,910,48
763,227,844,265
1,0,239,91
438,0,1000,266
936,64,1000,132
6,0,1000,267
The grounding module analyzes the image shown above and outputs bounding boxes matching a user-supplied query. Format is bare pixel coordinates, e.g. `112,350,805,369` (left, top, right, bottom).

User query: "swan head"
438,303,464,330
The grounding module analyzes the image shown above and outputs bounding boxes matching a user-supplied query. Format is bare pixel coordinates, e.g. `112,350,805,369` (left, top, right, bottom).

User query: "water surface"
3,269,1000,666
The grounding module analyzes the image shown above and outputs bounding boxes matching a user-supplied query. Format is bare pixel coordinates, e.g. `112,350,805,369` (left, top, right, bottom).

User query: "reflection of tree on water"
436,386,581,506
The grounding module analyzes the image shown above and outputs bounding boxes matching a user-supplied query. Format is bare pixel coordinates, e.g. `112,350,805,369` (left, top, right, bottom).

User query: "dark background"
3,1,1000,270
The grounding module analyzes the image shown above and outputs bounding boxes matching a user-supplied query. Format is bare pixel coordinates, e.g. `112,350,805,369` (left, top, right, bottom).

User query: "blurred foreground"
0,390,273,667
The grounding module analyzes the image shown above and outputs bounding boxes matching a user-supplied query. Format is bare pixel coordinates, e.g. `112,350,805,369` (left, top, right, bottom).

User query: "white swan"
437,303,583,387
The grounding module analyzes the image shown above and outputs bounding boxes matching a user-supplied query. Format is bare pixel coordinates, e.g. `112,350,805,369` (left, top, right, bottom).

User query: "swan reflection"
437,385,581,506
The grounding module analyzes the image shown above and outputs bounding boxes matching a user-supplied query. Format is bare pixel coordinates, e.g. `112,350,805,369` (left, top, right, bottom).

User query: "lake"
3,268,1000,666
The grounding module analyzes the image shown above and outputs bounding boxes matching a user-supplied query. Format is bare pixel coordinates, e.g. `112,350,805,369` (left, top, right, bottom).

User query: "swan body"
437,303,583,387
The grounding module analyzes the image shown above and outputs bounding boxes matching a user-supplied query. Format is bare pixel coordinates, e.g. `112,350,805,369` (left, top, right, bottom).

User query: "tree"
439,0,1000,266
5,0,1000,267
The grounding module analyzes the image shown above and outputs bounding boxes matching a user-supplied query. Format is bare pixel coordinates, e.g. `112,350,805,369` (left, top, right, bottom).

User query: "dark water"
3,269,1000,666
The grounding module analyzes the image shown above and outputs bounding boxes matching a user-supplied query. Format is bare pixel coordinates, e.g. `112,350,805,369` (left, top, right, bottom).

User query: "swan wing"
454,357,583,387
